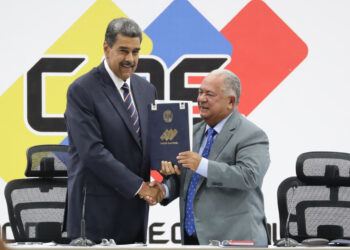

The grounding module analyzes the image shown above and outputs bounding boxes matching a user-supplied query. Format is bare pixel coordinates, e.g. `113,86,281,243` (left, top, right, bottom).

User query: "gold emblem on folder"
160,129,178,141
163,109,173,123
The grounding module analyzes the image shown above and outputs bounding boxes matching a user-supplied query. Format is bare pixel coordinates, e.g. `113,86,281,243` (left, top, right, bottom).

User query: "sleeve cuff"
135,181,145,196
163,183,170,199
196,157,208,178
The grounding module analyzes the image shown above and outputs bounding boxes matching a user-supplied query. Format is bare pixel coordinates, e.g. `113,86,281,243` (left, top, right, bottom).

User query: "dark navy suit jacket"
64,62,157,244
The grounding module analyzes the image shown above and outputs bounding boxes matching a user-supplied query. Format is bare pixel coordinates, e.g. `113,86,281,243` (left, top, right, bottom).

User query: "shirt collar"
104,59,130,90
205,112,233,135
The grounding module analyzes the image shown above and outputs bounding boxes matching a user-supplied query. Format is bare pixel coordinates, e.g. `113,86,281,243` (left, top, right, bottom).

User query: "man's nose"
125,52,134,62
197,93,206,102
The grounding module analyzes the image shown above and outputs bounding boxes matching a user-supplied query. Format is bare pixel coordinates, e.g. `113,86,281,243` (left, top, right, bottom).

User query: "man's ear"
226,95,236,110
229,95,236,106
103,41,109,54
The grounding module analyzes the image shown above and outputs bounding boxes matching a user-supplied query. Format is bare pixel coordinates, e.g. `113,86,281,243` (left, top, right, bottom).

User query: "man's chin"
122,68,136,79
199,112,208,120
121,73,132,81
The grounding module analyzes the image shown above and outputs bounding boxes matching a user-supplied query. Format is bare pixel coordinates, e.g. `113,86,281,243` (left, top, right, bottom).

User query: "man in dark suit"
64,17,163,244
159,69,270,245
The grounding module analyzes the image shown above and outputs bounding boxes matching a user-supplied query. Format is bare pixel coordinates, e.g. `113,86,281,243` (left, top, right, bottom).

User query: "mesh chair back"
4,145,69,243
25,145,68,177
277,151,350,242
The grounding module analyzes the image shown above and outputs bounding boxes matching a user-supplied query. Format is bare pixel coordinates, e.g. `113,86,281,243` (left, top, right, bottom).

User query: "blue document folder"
148,102,192,171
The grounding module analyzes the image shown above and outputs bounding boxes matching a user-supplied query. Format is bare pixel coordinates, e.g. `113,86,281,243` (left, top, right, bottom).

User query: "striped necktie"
184,127,217,236
122,83,141,137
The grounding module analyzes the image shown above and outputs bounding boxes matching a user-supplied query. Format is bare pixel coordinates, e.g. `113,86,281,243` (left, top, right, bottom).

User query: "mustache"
120,61,135,67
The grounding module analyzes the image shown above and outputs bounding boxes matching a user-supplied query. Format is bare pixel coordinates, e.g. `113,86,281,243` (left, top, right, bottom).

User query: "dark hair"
105,17,142,47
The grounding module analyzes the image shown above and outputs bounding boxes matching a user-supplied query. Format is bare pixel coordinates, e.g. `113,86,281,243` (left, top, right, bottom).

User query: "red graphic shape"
188,76,205,84
151,170,163,183
193,105,199,114
221,0,308,115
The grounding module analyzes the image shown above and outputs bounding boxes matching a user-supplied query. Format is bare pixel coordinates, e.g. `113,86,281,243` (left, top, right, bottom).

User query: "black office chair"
4,144,70,243
277,151,350,243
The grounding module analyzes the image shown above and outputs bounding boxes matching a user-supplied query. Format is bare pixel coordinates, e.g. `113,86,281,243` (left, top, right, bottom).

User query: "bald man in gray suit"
159,69,270,245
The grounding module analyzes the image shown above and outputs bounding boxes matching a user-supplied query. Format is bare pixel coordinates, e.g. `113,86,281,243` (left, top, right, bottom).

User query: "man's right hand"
160,161,181,176
138,181,165,205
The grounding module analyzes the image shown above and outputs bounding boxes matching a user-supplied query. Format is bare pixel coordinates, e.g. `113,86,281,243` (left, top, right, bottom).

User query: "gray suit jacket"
162,109,270,245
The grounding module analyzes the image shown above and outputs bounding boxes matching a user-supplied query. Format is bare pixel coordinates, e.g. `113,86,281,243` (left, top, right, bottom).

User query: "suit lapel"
184,122,206,193
98,63,142,149
209,110,239,161
195,111,239,192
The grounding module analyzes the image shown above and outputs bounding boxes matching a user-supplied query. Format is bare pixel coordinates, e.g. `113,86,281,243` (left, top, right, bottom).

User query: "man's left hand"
177,151,202,171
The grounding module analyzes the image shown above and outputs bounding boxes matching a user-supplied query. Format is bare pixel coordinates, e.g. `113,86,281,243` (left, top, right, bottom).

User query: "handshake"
138,181,165,206
138,160,184,205
138,155,198,205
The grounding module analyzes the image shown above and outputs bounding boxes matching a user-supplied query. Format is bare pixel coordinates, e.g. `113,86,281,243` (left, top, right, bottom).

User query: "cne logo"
160,129,178,142
0,0,307,183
